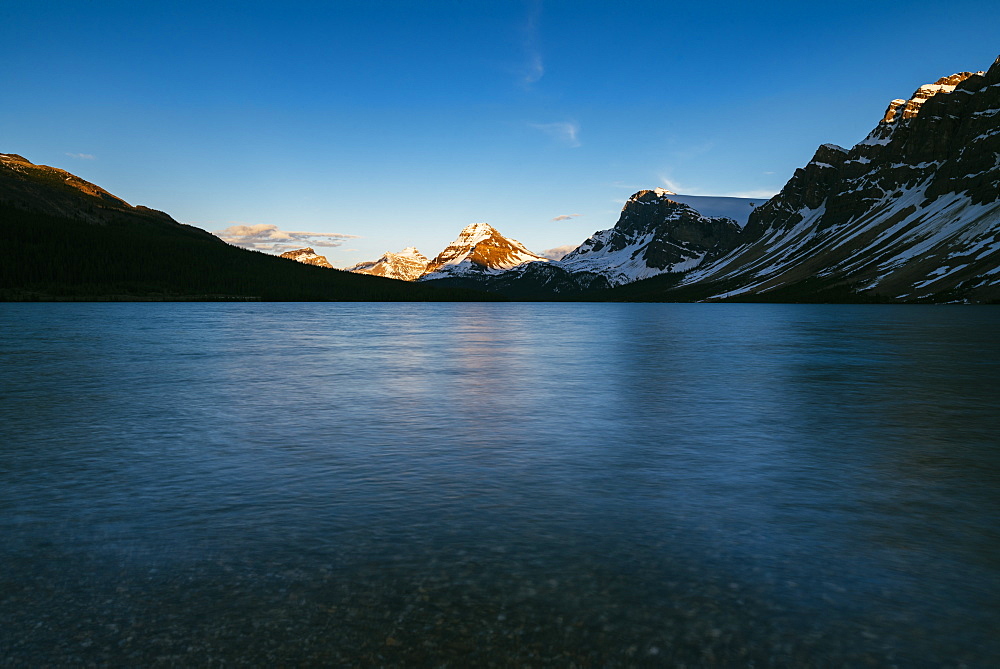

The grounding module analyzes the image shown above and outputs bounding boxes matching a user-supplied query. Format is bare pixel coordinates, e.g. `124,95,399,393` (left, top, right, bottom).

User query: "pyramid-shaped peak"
451,222,504,247
422,222,548,278
389,246,428,262
459,221,498,235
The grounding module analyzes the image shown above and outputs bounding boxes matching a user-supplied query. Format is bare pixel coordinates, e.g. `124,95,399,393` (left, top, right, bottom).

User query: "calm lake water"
1,303,998,666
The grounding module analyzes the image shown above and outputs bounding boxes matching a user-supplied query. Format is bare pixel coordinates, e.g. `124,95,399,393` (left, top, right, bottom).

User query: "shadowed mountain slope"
646,58,1000,304
0,155,499,302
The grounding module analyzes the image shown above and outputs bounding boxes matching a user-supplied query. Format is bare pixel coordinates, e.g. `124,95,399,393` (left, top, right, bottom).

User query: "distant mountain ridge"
0,154,499,302
349,56,1000,303
348,247,429,281
280,247,333,268
344,223,551,284
344,197,750,292
6,58,999,302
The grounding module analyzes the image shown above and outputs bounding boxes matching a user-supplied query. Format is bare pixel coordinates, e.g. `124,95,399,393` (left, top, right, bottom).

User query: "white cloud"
540,244,577,261
65,152,95,160
530,121,580,147
212,223,359,253
551,213,582,221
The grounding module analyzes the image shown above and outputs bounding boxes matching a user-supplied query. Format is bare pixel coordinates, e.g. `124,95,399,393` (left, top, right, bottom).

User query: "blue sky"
4,1,999,266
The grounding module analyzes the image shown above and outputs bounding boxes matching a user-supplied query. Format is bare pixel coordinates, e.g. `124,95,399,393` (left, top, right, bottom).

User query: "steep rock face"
348,247,428,281
560,188,742,285
680,56,1000,302
419,222,548,279
279,247,334,268
882,72,981,123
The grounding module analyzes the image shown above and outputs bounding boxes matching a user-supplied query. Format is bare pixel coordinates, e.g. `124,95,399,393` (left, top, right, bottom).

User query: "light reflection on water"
1,303,998,665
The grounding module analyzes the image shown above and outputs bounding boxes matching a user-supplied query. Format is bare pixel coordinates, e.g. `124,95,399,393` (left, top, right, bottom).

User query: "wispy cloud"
540,244,577,261
659,176,684,193
212,223,359,253
656,175,776,199
551,213,582,221
519,0,544,86
523,53,544,85
65,152,95,160
530,121,580,147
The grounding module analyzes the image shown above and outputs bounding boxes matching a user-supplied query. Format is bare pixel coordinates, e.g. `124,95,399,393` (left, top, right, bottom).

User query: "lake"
1,302,998,666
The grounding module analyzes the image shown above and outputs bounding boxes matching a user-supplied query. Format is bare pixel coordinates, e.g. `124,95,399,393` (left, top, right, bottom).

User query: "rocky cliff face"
675,56,1000,302
279,247,334,268
419,223,548,279
881,72,980,123
560,188,742,285
348,247,429,280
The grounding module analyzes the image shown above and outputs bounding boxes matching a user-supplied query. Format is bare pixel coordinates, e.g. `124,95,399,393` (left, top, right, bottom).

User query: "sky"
3,1,999,267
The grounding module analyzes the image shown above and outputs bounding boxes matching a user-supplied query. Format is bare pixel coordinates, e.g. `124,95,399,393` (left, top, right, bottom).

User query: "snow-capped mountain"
1,153,502,302
559,188,742,285
419,222,549,279
279,247,333,268
667,56,1000,302
343,57,1000,302
347,247,429,280
347,222,558,293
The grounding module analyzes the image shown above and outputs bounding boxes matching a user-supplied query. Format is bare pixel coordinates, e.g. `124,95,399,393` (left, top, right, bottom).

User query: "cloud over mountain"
539,244,577,261
213,223,358,253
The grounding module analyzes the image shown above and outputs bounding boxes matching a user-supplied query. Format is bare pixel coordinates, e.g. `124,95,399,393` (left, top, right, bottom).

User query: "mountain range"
4,56,999,303
330,56,1000,303
0,153,496,301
